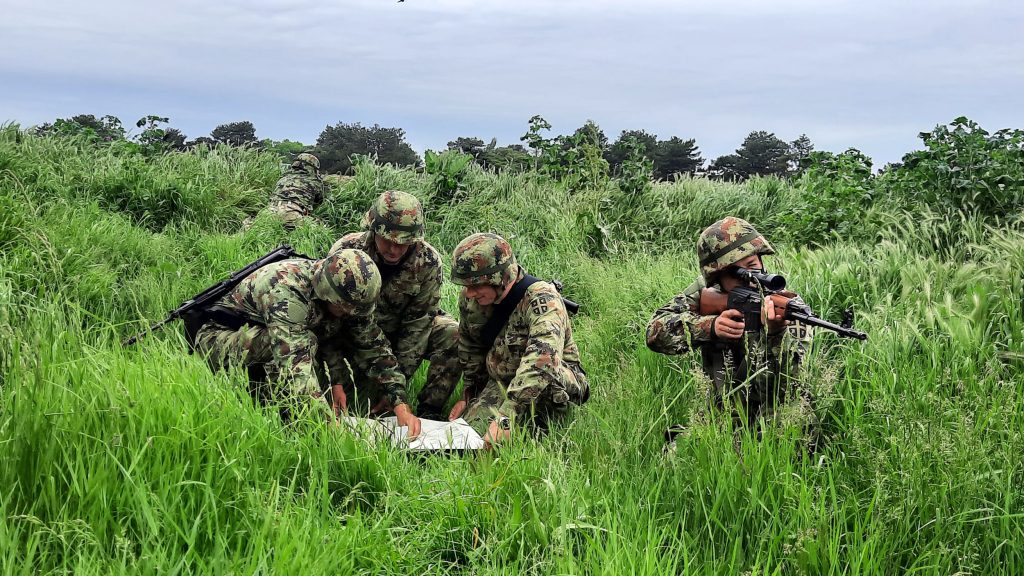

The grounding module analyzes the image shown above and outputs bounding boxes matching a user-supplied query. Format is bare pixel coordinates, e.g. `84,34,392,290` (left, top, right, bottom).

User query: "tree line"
33,113,816,180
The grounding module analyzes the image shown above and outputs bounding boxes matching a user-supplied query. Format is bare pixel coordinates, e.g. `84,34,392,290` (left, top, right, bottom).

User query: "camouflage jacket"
329,232,445,381
210,258,408,405
459,268,586,418
269,168,328,213
646,276,810,388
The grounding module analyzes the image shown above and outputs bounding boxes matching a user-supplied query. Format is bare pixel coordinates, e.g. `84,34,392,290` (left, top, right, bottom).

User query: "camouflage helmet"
293,152,320,173
363,190,425,245
312,248,381,315
450,232,518,287
697,216,775,283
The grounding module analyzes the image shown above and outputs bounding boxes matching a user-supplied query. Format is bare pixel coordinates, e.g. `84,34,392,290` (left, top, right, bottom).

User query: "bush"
424,149,474,204
776,149,880,245
880,117,1024,218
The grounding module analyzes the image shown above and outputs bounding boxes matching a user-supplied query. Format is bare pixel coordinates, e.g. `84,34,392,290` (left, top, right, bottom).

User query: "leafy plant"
880,117,1024,218
424,149,474,204
777,148,877,244
519,115,609,191
617,137,653,197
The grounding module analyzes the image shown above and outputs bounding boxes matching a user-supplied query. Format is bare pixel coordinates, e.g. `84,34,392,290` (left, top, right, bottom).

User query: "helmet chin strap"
492,266,522,304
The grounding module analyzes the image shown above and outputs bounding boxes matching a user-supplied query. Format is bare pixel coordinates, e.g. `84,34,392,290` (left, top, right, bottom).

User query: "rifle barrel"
122,312,177,347
787,311,867,340
563,297,580,315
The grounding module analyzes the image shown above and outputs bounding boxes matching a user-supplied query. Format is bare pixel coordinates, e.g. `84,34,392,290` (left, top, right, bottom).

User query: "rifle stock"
698,287,867,340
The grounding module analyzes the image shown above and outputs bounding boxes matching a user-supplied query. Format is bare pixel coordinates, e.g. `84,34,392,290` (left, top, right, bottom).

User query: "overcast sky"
2,0,1021,165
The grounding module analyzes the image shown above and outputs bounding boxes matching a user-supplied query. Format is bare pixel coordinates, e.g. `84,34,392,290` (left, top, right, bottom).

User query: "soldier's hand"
448,399,467,421
764,296,790,334
394,403,421,439
713,309,745,340
330,384,348,419
483,419,511,449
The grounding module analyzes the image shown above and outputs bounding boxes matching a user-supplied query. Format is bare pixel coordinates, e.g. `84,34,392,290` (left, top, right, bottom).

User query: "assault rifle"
698,268,867,340
550,279,580,315
122,244,305,348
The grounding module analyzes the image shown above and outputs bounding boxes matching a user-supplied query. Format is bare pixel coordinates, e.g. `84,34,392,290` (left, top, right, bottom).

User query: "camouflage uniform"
194,249,408,411
328,191,461,417
452,233,589,435
267,153,330,230
646,217,812,428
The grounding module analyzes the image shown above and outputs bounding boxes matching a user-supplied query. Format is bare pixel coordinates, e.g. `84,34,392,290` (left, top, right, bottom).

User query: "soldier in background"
646,217,813,437
328,191,461,420
448,233,589,447
266,152,329,230
193,248,421,436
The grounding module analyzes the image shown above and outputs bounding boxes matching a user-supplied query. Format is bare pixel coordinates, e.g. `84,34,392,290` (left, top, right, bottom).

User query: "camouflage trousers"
702,344,807,425
408,314,462,417
268,200,314,231
329,314,461,416
703,350,818,450
462,360,589,435
193,321,320,403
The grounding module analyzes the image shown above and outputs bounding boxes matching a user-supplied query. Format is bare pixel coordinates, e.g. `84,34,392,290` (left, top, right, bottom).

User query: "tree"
161,128,188,151
35,114,126,142
518,115,608,189
210,121,258,147
710,131,794,180
313,122,420,174
447,137,486,157
708,154,745,181
485,143,532,172
188,136,218,148
572,120,608,151
738,131,793,177
653,137,703,179
448,137,531,172
262,138,308,161
134,115,187,153
521,115,554,169
606,130,657,174
789,134,815,174
618,137,654,196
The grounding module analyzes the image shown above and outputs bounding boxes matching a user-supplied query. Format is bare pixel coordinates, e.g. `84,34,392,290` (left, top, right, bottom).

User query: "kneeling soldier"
448,233,589,447
329,191,461,420
194,248,421,436
646,217,812,432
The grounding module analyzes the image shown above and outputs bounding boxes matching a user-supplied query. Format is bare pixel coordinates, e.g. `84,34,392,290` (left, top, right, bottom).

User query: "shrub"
880,117,1024,218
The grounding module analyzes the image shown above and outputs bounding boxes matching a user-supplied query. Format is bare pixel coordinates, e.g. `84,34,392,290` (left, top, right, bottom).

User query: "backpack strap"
479,275,542,349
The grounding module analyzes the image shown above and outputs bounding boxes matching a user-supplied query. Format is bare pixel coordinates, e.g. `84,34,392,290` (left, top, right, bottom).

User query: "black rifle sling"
479,275,542,349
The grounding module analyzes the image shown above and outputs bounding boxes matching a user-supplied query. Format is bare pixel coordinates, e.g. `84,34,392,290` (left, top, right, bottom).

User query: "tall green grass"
1,129,1022,574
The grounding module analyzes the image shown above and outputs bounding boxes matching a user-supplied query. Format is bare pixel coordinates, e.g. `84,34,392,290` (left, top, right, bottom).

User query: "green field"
1,124,1022,574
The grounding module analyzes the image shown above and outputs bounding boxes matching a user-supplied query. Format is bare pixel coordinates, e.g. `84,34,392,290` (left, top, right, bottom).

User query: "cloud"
1,0,1021,163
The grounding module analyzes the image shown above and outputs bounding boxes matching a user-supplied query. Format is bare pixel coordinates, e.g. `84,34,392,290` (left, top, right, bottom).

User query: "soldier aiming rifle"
647,216,866,442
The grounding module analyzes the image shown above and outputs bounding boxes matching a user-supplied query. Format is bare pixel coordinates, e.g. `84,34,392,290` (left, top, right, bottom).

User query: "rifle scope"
735,268,786,291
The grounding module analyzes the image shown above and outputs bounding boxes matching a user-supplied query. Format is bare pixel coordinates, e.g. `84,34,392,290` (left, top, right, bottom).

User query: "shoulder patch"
531,295,550,316
528,286,557,316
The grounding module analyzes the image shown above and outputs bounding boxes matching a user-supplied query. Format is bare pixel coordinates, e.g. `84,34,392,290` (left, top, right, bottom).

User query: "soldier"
646,217,812,433
193,248,421,436
448,233,589,447
267,152,330,230
328,190,461,420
